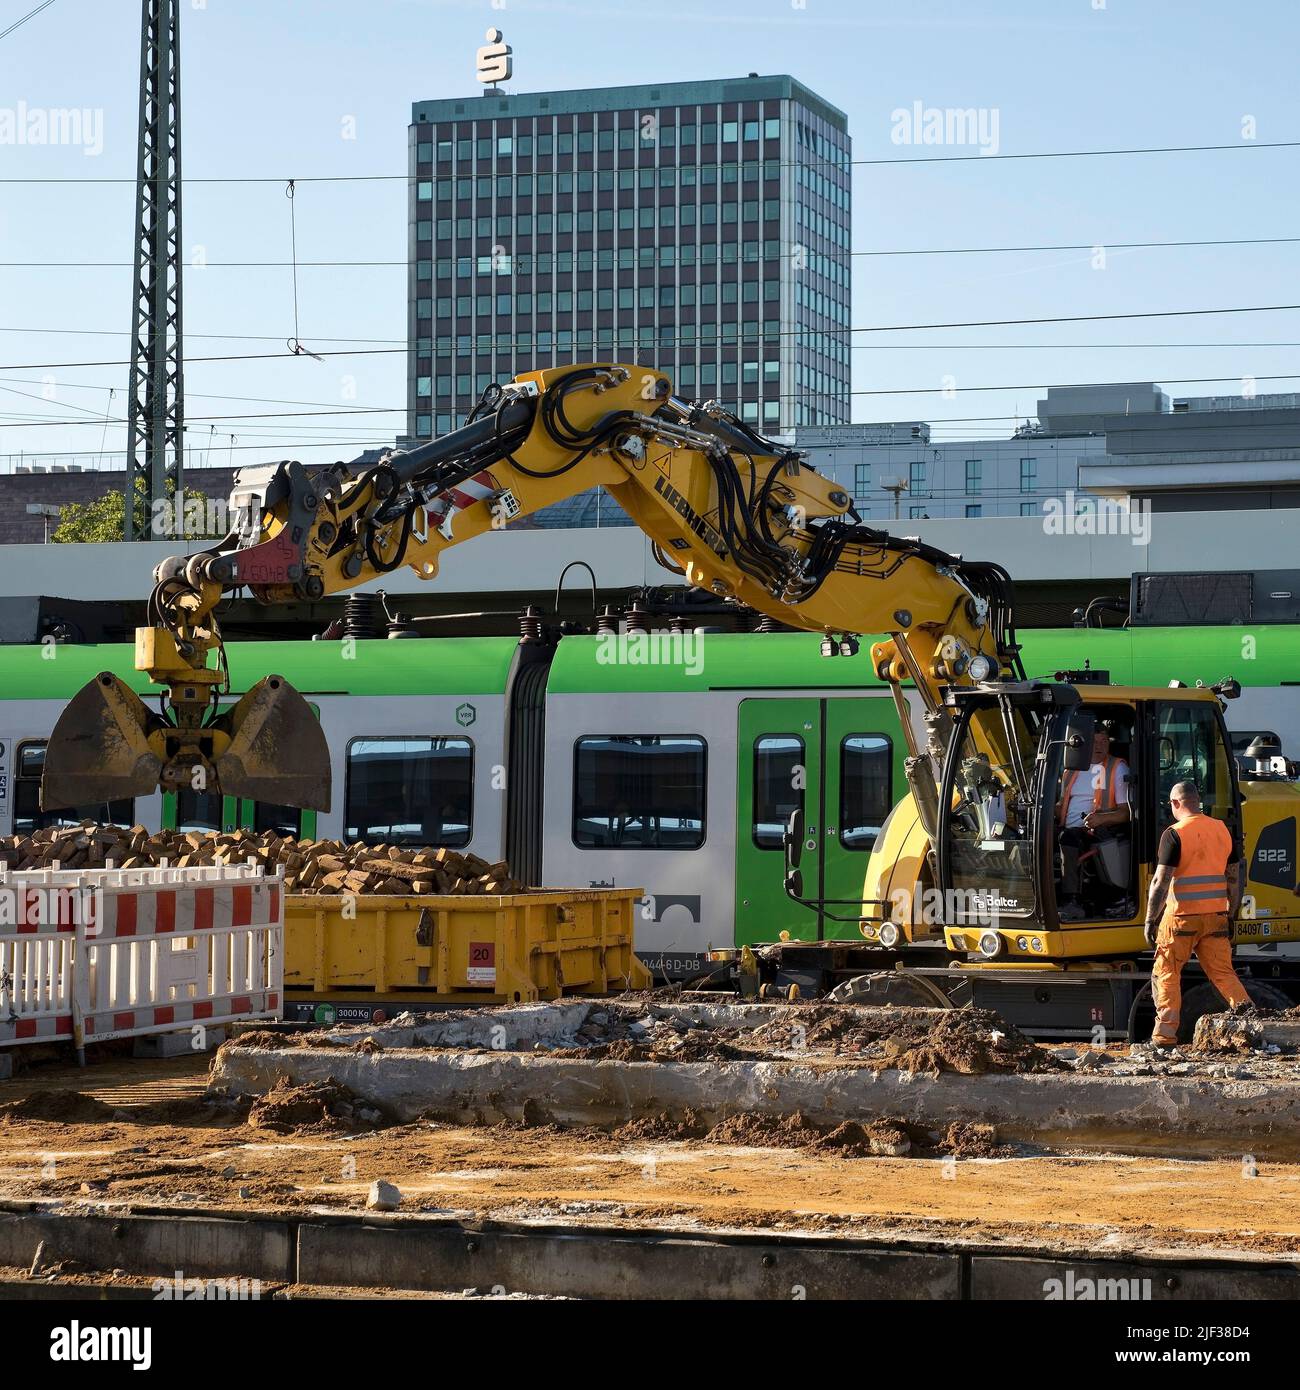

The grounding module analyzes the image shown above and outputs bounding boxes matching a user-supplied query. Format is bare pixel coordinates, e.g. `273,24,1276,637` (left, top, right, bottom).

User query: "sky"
1,0,1298,472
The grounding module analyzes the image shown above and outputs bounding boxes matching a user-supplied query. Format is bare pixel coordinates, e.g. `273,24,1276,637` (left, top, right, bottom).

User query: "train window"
752,735,804,850
345,737,473,847
175,787,223,832
573,735,706,849
252,802,303,837
13,741,134,835
839,735,892,851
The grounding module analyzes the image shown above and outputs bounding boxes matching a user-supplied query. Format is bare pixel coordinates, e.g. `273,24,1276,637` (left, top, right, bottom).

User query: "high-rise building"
407,75,851,448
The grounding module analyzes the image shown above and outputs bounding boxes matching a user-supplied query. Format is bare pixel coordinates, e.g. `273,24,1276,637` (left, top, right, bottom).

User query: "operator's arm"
1143,825,1179,945
1226,837,1244,920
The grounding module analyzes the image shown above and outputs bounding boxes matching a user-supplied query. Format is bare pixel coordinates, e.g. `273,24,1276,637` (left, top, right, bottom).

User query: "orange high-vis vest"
1058,755,1123,827
1166,813,1233,918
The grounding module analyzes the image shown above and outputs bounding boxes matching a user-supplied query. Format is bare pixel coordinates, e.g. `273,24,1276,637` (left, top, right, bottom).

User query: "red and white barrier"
0,861,283,1051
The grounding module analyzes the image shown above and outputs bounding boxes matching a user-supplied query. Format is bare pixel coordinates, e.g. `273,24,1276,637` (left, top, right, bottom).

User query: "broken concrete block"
367,1179,402,1211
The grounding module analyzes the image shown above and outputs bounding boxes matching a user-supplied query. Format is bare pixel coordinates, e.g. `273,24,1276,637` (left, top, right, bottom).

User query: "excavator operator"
1056,726,1131,921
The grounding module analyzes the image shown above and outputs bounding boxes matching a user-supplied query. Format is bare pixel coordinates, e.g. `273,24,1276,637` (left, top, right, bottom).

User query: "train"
2,624,1296,977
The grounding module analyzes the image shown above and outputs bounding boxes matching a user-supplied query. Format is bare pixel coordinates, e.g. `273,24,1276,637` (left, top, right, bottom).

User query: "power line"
4,301,1300,374
11,374,1300,433
1,138,1297,185
0,0,56,43
2,324,1298,354
9,234,1300,269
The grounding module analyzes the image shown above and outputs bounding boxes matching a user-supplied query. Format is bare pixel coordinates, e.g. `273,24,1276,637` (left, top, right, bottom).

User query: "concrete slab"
211,1042,1300,1155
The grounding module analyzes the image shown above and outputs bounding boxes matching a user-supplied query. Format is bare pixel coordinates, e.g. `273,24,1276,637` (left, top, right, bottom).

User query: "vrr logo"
456,702,477,728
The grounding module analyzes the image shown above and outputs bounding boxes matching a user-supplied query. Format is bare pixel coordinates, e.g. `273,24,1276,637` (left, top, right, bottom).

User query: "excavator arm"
41,363,1021,819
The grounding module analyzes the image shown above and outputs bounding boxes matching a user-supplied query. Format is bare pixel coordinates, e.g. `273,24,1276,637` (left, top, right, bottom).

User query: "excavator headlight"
879,922,901,948
978,931,1004,959
968,654,994,682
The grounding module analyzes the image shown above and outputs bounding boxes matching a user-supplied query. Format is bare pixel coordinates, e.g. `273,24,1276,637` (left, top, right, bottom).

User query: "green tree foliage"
53,478,225,543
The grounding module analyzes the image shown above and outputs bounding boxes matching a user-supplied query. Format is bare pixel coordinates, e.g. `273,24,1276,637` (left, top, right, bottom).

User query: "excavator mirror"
783,807,805,871
1063,710,1096,772
784,867,804,900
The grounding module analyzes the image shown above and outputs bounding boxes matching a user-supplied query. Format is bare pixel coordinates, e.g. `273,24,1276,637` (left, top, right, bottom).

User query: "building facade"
407,75,851,445
793,384,1300,521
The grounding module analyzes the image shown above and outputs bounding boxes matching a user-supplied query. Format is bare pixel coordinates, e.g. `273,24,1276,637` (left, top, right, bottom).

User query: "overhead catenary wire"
0,0,56,43
1,137,1298,184
7,233,1300,268
12,374,1300,433
4,300,1300,374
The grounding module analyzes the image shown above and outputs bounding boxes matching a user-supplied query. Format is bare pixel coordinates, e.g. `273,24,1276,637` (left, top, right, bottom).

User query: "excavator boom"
42,363,1019,814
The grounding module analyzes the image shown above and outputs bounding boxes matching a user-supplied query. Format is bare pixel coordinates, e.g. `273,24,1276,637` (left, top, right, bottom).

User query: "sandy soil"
0,1055,1298,1260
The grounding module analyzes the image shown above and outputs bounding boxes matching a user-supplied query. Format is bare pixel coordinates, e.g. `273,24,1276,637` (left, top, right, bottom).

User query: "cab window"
1155,702,1232,830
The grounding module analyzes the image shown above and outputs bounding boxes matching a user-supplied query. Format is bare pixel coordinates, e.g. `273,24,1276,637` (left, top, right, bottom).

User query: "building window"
14,741,133,834
1020,501,1039,517
345,736,474,847
965,504,982,518
572,735,706,850
854,463,870,497
1020,457,1038,492
965,459,982,494
839,735,893,851
909,462,925,495
752,735,804,849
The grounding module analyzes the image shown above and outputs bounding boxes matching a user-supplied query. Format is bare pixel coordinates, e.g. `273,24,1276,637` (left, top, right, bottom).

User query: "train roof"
0,625,1291,699
0,637,520,699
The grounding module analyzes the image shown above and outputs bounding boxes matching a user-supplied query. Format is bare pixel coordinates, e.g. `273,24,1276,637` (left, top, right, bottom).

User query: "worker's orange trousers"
1151,911,1249,1044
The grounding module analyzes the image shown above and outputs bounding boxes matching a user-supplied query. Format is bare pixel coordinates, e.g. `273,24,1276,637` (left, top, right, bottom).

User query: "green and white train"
1,626,1295,975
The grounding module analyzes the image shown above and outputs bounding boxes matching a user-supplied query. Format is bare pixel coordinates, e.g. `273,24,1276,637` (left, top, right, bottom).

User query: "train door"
162,789,316,838
160,699,321,839
736,697,897,946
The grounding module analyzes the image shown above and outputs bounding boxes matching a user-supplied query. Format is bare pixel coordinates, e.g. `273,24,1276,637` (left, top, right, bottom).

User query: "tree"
53,478,225,543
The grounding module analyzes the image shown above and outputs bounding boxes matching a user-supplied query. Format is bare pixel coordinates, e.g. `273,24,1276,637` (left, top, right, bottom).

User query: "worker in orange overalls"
1143,781,1249,1046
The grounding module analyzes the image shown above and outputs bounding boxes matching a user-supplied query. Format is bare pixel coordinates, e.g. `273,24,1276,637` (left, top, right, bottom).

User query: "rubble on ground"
246,1077,390,1133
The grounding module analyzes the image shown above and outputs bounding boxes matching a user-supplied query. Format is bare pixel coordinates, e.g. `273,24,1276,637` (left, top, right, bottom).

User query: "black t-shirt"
1157,823,1241,869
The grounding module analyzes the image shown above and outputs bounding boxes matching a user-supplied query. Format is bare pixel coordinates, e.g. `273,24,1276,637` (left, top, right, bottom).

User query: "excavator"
41,363,1300,1033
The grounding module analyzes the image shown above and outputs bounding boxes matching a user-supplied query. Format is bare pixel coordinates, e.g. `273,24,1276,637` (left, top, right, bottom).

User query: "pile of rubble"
0,823,521,896
378,999,1065,1076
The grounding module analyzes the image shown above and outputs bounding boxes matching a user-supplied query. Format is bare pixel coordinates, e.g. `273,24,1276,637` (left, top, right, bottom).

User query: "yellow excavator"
42,363,1300,994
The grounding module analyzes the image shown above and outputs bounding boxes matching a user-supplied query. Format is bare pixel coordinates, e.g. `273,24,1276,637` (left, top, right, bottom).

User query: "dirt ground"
0,1054,1297,1261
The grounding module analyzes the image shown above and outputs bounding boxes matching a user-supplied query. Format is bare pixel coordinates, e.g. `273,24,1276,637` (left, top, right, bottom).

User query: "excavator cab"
935,681,1242,959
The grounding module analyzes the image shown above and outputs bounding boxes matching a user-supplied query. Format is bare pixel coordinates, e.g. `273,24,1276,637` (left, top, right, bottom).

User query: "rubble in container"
0,823,522,895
